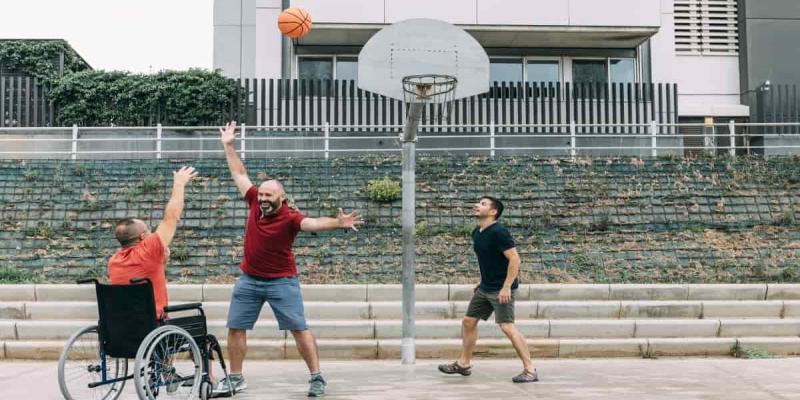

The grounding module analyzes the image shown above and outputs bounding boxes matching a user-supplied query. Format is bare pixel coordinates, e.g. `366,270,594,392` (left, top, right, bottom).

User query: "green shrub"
366,177,401,203
49,69,241,126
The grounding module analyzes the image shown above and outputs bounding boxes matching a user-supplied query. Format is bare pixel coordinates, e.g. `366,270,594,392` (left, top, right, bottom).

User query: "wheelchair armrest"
164,302,204,314
76,278,98,285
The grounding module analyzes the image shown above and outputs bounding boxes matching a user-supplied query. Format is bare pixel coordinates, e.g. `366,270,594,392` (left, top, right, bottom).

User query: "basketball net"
402,74,457,124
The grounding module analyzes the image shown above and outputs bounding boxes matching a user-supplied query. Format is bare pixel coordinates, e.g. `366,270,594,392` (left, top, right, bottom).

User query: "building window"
610,59,635,84
526,60,560,83
674,0,739,55
572,60,608,85
335,57,358,82
297,55,358,81
298,57,333,81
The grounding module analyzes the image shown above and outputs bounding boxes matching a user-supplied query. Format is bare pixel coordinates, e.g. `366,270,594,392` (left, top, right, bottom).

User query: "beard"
260,199,282,216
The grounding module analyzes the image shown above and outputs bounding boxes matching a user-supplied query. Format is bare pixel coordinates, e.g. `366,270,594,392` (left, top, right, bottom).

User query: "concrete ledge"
549,320,635,338
371,301,453,320
647,338,735,357
737,337,800,356
303,285,367,302
25,302,96,320
202,285,233,301
34,285,95,301
558,338,647,358
529,284,609,301
306,320,375,339
621,301,702,319
286,339,378,359
701,301,783,318
15,321,87,340
5,341,64,360
448,285,478,301
783,301,800,318
0,321,15,340
634,319,720,338
537,301,621,319
0,302,26,319
206,320,285,340
377,339,559,359
719,319,800,337
766,284,800,300
369,284,449,301
375,320,549,339
221,339,284,360
452,301,538,319
165,284,203,302
0,285,35,301
688,284,767,301
610,284,688,301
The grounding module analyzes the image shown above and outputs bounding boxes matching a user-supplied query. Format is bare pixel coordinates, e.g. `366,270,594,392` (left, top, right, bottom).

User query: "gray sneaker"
307,375,326,397
512,369,539,383
212,374,247,397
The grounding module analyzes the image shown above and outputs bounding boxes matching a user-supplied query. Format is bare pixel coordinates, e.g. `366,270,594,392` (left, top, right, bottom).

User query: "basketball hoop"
402,74,457,122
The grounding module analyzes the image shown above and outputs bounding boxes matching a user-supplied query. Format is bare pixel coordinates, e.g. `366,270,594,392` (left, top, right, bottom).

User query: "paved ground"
5,358,800,399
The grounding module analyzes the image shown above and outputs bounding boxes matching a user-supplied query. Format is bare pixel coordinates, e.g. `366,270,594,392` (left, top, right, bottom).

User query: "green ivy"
0,40,90,82
48,69,241,126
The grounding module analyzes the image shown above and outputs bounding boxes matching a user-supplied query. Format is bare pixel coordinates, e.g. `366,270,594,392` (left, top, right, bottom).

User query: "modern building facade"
215,0,752,122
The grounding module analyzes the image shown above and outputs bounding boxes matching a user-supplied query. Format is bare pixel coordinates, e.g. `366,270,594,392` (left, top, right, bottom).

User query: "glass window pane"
572,60,608,84
610,59,635,83
526,60,559,83
336,57,358,82
298,57,333,81
490,59,523,83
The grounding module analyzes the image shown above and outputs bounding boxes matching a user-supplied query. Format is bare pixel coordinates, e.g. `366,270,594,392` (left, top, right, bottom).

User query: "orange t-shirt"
107,233,168,319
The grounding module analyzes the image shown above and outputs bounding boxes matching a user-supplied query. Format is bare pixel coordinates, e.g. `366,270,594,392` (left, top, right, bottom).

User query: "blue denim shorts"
226,274,308,331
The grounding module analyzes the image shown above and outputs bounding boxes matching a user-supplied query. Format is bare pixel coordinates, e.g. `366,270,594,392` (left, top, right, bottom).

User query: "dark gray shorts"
464,288,516,324
226,274,307,331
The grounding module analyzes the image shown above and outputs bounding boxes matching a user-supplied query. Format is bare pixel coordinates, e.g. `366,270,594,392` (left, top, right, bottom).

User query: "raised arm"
220,121,253,197
154,166,198,247
300,208,364,233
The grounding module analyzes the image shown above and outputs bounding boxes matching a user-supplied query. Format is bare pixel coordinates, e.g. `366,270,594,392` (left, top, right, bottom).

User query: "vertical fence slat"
0,77,5,127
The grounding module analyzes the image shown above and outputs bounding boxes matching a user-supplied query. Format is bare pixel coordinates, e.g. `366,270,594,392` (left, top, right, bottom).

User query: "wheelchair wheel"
133,325,202,400
200,380,212,400
57,325,128,400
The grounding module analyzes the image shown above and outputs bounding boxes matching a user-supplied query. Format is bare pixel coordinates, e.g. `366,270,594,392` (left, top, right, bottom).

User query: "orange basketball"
277,8,312,39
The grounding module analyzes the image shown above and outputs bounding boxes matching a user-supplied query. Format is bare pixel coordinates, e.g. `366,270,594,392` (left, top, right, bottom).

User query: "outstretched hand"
220,121,238,146
337,208,364,232
173,166,198,186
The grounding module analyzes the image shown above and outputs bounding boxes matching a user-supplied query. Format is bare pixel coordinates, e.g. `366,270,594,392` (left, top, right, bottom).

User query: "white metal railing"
1,121,799,159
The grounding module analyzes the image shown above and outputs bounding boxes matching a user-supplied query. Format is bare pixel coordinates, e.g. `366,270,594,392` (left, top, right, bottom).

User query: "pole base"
401,337,416,365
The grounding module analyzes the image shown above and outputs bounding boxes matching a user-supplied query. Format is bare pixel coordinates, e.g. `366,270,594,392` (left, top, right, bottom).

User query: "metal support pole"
729,119,736,157
569,120,576,160
240,123,247,160
401,101,422,365
324,122,330,160
650,120,657,158
156,123,162,160
71,124,78,160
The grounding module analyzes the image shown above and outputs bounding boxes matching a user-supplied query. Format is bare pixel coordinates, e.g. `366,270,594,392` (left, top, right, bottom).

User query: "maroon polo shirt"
240,185,305,278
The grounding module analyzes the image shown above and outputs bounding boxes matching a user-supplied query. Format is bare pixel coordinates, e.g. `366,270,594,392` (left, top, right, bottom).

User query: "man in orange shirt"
108,166,198,319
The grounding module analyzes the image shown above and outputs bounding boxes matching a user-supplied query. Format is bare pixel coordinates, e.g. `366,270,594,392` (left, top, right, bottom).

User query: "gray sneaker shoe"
307,375,326,397
512,369,539,383
212,374,247,397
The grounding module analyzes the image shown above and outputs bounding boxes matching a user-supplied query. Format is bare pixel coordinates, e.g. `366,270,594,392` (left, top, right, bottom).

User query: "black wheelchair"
57,278,235,400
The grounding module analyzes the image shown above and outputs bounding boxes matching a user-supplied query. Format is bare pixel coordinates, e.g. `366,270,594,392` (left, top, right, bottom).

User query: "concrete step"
7,319,800,341
7,300,799,321
5,283,800,303
6,336,800,360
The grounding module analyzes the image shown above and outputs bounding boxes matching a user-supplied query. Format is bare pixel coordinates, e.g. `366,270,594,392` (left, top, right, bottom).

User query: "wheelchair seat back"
95,280,158,359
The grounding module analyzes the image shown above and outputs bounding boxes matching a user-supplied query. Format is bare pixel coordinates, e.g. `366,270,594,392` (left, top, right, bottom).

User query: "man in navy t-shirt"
438,196,538,383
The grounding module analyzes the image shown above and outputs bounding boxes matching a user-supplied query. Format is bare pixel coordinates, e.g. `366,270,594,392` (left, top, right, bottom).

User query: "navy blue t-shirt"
471,223,519,292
